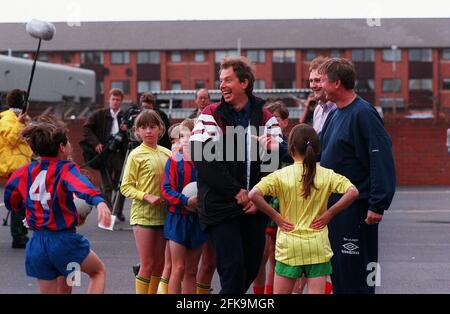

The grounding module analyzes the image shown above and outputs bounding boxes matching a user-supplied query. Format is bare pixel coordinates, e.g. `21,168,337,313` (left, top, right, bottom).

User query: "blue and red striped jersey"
4,157,105,231
161,153,197,215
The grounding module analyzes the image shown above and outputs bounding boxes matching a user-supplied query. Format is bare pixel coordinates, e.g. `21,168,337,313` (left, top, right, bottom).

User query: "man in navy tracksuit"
318,58,396,294
190,56,287,294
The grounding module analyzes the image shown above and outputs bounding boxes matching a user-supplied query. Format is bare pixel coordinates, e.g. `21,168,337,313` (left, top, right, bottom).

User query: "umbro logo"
342,242,359,251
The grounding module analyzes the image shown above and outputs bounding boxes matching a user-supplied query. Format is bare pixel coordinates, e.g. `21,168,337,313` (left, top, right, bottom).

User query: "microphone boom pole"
23,38,41,114
22,19,56,114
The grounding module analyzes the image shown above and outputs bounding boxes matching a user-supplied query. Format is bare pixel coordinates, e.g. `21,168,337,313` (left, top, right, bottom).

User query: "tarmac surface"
1,186,449,294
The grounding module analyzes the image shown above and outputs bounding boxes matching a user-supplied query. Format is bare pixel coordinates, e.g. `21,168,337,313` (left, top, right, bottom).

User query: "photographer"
81,88,128,221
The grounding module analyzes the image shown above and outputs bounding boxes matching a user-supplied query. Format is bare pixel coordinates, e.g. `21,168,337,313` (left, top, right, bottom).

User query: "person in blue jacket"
318,58,396,294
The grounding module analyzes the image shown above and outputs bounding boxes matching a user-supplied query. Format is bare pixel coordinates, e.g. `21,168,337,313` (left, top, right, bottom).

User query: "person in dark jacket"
190,56,286,294
318,58,396,294
81,88,128,221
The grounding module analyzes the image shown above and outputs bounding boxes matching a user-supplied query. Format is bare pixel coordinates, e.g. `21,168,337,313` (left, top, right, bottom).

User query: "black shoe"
12,236,29,249
117,213,126,222
132,263,141,276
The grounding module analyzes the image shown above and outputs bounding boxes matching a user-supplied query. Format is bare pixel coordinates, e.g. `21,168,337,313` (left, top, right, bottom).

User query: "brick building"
2,18,450,185
1,18,450,113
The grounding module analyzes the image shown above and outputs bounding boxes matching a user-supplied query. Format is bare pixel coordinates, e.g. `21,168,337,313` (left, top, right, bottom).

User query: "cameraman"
81,88,128,221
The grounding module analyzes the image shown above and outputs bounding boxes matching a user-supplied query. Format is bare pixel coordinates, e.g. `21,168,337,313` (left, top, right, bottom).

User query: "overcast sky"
0,0,448,23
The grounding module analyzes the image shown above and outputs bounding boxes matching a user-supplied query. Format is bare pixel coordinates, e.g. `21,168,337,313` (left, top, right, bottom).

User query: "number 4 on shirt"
29,170,51,212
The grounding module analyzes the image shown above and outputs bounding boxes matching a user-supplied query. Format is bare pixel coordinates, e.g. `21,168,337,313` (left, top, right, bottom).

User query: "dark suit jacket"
82,108,128,154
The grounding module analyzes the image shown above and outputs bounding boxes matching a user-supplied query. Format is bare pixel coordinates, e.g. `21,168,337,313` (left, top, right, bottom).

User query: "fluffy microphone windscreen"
26,19,56,41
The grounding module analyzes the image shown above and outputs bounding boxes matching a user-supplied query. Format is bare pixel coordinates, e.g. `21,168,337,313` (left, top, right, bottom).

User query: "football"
73,194,93,218
181,181,198,212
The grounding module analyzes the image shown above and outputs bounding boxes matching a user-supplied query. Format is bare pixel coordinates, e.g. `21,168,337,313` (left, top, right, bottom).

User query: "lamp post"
391,45,398,115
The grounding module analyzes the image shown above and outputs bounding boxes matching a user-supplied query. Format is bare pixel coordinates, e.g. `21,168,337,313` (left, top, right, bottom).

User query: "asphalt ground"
1,186,449,294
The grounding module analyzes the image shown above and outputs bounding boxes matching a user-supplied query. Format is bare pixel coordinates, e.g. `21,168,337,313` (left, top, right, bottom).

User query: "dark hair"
317,58,355,90
264,100,289,120
21,121,68,157
140,92,156,106
134,109,165,140
288,124,320,198
6,89,26,109
220,56,255,96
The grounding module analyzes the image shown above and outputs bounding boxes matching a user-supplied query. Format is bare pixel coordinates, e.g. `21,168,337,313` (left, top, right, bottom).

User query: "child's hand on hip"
274,213,294,232
310,211,332,230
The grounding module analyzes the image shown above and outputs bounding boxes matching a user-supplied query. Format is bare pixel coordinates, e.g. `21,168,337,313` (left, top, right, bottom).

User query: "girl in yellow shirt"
249,124,359,294
120,110,171,294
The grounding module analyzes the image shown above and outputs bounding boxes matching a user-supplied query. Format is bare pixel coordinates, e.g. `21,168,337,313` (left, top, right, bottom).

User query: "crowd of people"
1,55,396,294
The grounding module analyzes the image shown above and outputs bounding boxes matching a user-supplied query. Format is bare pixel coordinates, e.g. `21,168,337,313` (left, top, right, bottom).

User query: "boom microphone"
22,19,56,114
26,19,56,41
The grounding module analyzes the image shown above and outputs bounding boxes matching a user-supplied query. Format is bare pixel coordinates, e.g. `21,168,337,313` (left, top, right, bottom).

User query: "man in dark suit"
82,88,128,221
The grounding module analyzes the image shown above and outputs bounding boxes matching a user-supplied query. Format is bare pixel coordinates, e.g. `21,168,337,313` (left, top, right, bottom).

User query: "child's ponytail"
302,141,317,198
288,124,320,199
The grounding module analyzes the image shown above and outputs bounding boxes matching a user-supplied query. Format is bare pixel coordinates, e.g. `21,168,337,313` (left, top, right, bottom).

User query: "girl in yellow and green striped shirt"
249,124,359,294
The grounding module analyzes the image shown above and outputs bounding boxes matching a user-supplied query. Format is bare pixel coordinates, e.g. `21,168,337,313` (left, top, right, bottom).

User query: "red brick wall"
384,118,450,185
68,117,450,186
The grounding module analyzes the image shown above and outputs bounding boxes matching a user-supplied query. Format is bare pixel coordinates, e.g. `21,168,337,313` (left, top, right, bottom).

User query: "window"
382,49,401,62
111,80,130,94
380,97,404,109
137,51,160,64
272,50,296,63
443,78,450,90
442,49,450,61
171,51,181,63
61,52,72,63
272,80,295,89
247,50,265,63
96,81,104,94
195,51,205,62
138,80,160,93
330,49,341,58
409,49,432,62
111,51,130,64
382,79,401,92
304,50,316,61
195,80,205,89
11,52,30,59
81,52,103,64
254,80,266,89
37,52,48,62
171,80,181,90
409,79,433,91
215,50,238,63
355,79,374,93
351,49,375,62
